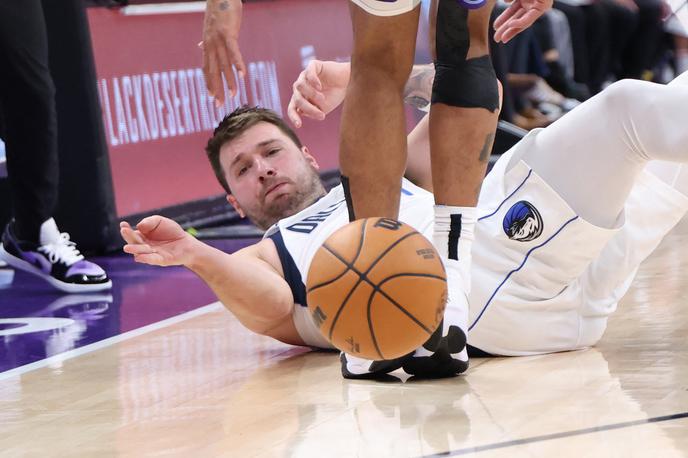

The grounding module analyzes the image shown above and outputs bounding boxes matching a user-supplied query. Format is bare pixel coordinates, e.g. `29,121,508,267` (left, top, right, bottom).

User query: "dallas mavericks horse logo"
503,201,543,242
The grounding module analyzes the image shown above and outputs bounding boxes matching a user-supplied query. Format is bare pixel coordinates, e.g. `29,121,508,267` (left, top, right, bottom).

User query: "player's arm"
286,59,436,190
287,60,434,127
187,239,295,333
120,216,294,335
201,0,247,105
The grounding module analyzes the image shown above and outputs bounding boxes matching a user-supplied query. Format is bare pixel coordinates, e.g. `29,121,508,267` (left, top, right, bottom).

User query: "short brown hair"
205,106,304,194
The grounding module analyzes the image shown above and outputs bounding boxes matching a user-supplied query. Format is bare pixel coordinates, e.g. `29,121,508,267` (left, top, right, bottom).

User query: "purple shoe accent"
66,260,106,277
457,0,486,9
22,251,52,274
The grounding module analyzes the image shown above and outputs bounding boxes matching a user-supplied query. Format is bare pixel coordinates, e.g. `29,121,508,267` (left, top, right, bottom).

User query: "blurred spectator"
0,1,111,292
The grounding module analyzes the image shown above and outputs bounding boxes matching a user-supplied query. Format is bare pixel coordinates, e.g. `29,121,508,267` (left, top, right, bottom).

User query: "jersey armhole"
268,230,308,307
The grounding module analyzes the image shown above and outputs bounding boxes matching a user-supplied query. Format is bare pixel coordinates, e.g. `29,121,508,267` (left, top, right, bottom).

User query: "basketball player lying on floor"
120,64,688,380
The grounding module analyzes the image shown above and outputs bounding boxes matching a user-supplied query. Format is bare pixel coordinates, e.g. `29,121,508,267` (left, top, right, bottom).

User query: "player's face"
220,122,325,229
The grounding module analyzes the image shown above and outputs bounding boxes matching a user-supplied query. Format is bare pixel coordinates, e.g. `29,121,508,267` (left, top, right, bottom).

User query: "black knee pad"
433,57,500,112
432,0,500,111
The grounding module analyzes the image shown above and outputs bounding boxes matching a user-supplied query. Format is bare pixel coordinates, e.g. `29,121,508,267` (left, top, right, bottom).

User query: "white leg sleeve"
508,72,688,228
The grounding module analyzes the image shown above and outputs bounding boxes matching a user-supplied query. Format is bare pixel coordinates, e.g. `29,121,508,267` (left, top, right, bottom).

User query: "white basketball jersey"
263,178,435,312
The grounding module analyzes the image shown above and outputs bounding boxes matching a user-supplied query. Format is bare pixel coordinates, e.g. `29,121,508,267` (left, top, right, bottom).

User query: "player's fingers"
214,41,235,102
498,26,523,44
287,98,303,128
304,61,323,91
123,243,156,256
201,43,213,97
502,8,541,31
120,227,136,246
134,253,165,266
218,40,239,99
290,91,326,120
226,39,247,79
494,8,528,42
120,226,146,246
136,215,163,235
293,78,326,107
207,50,225,105
493,1,519,30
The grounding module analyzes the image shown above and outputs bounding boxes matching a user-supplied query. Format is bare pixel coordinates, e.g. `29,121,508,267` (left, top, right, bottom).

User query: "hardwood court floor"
1,219,687,457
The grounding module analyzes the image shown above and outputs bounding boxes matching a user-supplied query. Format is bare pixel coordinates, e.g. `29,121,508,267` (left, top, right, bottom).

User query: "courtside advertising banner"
88,0,432,217
88,0,352,216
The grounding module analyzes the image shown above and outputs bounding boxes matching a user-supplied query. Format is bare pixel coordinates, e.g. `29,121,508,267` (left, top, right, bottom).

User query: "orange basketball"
306,218,447,360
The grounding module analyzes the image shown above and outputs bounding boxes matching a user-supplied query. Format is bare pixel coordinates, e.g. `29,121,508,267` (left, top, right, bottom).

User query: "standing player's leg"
339,0,421,380
430,0,498,298
339,1,421,221
406,0,498,377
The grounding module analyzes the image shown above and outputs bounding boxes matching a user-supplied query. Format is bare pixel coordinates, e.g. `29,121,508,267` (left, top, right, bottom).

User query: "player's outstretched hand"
287,60,351,128
201,0,247,107
493,0,553,43
120,216,197,267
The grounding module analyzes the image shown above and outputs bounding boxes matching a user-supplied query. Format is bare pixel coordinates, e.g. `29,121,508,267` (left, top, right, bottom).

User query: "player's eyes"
238,165,249,176
267,148,280,156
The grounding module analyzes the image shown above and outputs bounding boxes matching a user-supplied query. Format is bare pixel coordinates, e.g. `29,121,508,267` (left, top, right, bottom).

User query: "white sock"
433,205,476,293
431,205,475,364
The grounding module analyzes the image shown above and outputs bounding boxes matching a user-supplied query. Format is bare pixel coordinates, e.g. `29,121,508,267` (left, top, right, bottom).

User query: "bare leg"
430,0,498,209
339,4,420,220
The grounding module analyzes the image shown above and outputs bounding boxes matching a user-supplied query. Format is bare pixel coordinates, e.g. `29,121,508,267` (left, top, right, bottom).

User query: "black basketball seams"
306,249,354,293
352,219,368,266
307,221,367,293
326,276,364,340
372,286,434,334
366,290,384,359
377,272,447,286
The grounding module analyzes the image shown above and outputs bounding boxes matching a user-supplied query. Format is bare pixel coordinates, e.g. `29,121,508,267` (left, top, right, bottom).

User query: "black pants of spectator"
622,0,665,78
598,0,637,80
553,1,610,94
489,7,517,123
0,0,58,244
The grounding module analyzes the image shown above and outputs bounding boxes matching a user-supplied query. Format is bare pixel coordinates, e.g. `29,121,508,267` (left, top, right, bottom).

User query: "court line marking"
0,301,223,382
422,411,688,457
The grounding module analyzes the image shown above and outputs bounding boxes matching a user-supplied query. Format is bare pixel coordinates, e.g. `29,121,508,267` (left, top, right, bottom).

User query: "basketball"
306,218,447,360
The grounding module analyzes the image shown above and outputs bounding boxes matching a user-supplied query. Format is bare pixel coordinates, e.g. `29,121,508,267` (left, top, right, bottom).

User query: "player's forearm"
404,64,434,111
185,242,291,321
206,0,241,11
204,0,243,32
405,114,433,191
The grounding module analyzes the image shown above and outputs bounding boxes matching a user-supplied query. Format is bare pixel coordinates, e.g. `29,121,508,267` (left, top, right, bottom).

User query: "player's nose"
257,158,276,181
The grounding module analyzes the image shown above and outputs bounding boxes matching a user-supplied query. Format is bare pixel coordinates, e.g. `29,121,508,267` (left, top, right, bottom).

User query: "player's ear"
302,146,320,170
227,194,246,218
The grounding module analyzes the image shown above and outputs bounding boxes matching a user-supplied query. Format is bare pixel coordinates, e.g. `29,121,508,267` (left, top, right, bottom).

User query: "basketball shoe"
0,218,111,293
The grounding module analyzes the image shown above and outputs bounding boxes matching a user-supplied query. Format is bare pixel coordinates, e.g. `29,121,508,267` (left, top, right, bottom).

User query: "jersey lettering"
286,199,346,234
312,306,327,328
